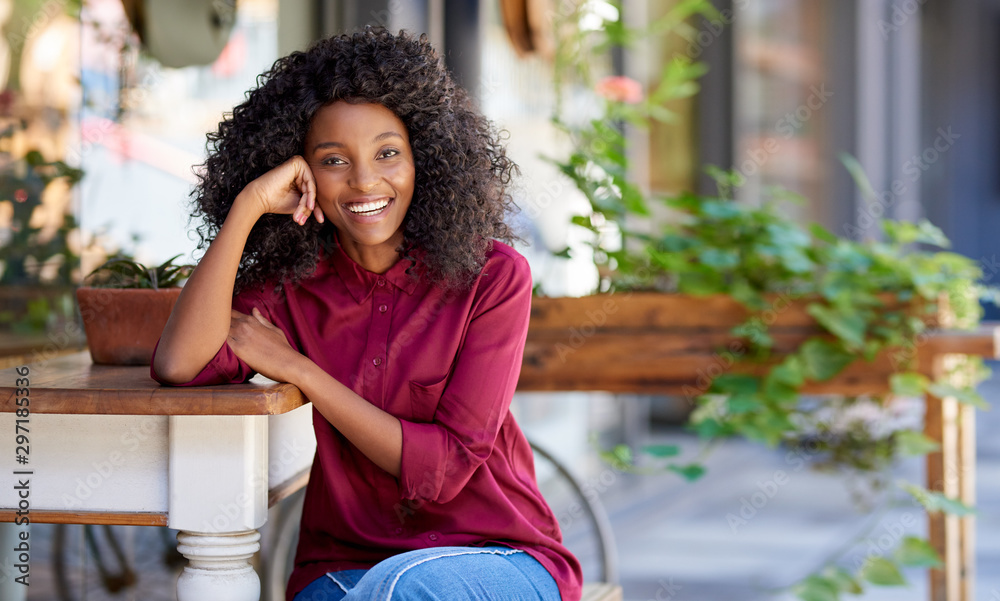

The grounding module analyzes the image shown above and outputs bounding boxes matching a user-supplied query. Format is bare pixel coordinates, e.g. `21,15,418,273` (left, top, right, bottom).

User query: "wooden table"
0,352,315,601
518,294,1000,601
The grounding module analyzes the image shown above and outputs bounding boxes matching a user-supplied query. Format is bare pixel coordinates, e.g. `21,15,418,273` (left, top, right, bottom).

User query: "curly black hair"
192,27,518,293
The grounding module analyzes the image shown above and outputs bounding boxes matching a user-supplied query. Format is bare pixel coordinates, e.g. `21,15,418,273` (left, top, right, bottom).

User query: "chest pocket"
408,376,447,423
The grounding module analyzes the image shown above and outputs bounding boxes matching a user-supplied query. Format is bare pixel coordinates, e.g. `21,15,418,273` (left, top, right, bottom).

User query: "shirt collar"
326,232,422,303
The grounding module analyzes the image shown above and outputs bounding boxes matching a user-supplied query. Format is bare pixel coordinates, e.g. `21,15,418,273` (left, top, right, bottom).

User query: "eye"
378,148,400,159
321,156,346,166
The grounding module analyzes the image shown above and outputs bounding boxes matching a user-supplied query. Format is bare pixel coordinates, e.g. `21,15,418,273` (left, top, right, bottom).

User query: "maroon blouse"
151,239,582,601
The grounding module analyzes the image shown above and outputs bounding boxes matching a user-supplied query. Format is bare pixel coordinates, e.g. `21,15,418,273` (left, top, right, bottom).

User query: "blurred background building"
3,0,998,315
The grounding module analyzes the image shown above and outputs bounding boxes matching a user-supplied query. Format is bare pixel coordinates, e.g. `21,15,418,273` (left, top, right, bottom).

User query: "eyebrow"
311,131,403,153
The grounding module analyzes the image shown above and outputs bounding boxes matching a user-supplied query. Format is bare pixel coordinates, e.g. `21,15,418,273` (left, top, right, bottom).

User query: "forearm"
153,196,261,383
292,356,403,477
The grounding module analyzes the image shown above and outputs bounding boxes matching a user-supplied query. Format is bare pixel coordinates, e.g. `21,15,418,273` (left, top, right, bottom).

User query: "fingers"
302,166,316,211
292,159,322,226
293,200,312,226
251,307,273,327
292,197,324,225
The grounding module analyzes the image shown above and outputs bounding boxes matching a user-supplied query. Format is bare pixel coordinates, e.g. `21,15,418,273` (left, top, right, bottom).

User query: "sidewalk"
600,361,1000,601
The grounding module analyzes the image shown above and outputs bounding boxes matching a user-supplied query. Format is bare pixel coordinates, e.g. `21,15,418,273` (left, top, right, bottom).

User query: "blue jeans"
292,546,561,601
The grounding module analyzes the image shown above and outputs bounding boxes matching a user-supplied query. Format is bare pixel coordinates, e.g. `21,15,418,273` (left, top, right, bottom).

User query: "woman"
152,27,582,601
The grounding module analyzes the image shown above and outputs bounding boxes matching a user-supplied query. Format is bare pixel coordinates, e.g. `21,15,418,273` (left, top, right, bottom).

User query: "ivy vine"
544,1,994,598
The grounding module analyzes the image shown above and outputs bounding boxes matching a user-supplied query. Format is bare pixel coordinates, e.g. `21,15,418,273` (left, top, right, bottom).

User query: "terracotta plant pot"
76,287,182,365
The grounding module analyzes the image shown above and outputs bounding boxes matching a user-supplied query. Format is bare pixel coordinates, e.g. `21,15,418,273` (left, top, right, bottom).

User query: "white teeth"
347,199,390,214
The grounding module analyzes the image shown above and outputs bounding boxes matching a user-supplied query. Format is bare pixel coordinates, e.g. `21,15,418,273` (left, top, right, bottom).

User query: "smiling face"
305,101,416,273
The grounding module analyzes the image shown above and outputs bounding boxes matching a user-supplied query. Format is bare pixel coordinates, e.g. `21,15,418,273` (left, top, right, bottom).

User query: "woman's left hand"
227,307,304,383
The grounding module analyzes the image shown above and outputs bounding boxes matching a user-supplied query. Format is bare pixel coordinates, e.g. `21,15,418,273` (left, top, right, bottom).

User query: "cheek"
313,173,342,201
390,163,416,194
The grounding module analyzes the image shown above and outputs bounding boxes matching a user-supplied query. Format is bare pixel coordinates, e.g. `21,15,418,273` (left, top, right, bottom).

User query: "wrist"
286,352,318,388
229,190,266,228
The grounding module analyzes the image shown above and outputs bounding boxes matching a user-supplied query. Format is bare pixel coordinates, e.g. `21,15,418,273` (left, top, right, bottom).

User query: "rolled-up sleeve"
149,287,272,387
397,254,532,503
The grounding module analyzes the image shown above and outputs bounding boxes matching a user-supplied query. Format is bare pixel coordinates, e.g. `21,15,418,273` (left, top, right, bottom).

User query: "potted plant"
76,254,194,365
521,2,993,598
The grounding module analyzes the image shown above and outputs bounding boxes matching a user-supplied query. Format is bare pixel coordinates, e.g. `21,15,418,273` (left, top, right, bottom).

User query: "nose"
349,161,379,193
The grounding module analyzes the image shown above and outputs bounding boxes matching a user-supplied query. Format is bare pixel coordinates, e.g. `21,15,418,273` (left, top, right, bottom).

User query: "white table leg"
168,415,268,601
176,530,261,601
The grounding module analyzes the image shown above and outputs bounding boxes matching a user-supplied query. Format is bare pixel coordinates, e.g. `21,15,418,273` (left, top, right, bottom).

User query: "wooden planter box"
519,292,943,397
76,287,181,365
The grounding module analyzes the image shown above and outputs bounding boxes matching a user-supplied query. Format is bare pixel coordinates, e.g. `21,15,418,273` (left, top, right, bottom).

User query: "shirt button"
373,357,382,366
377,279,386,287
395,527,403,534
428,533,438,541
378,304,388,313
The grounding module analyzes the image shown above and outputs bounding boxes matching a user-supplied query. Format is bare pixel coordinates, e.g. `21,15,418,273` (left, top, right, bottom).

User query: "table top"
2,325,996,415
0,352,307,416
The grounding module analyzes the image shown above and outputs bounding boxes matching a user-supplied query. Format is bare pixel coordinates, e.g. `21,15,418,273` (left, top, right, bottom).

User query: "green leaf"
727,394,759,414
703,165,744,198
766,222,812,249
691,417,726,438
927,382,990,410
763,383,799,406
901,482,977,516
643,444,680,458
711,374,759,395
698,247,740,269
795,575,840,601
700,199,743,220
824,567,863,594
806,303,867,350
83,254,194,289
677,270,726,295
860,557,906,586
799,339,855,381
840,152,879,206
611,444,632,465
810,223,838,244
771,357,806,387
621,184,650,216
894,536,943,568
883,219,951,249
890,372,929,397
598,445,633,471
894,430,940,456
24,149,46,166
571,214,599,232
732,319,773,348
667,463,705,481
647,104,678,123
